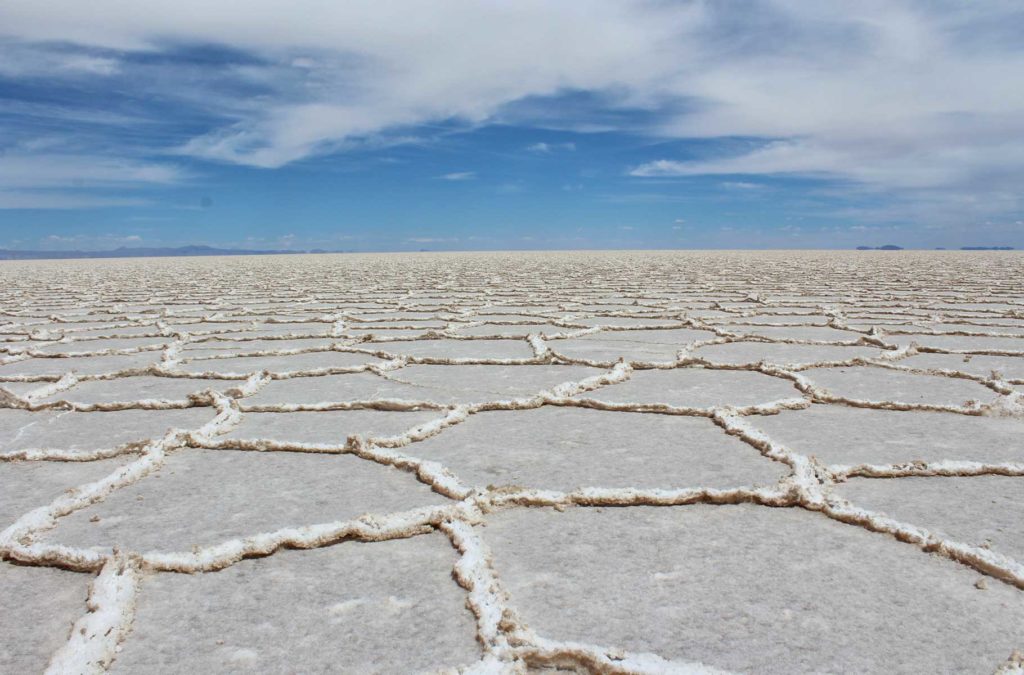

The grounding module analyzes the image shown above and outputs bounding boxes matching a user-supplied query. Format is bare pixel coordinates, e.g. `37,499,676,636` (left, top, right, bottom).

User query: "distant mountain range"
0,245,343,261
856,245,1015,251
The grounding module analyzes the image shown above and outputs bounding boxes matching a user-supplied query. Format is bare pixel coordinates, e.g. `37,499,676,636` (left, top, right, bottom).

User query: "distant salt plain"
1,250,1023,674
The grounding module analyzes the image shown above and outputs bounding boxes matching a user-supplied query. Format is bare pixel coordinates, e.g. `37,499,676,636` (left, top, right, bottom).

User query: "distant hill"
856,245,904,250
960,246,1014,250
0,245,323,261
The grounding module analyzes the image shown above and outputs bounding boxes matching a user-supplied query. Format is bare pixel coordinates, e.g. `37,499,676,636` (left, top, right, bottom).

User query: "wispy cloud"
0,154,184,189
405,236,459,243
0,192,151,209
437,171,476,181
0,2,696,169
0,42,120,78
526,142,576,153
33,232,145,249
0,153,185,210
0,1,1022,226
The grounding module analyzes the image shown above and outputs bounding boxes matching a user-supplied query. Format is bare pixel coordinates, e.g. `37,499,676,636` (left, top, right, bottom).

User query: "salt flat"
1,250,1022,674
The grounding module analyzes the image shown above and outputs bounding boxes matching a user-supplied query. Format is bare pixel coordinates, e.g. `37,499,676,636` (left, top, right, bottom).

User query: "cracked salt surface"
217,409,443,448
0,408,214,459
898,352,1024,381
0,352,161,377
484,505,1024,674
112,535,481,673
691,341,881,366
803,365,1002,407
834,476,1024,562
749,405,1024,467
43,449,450,554
369,338,537,360
177,349,386,375
576,368,799,409
409,407,787,491
0,563,91,673
1,458,132,527
1,250,1023,674
34,376,236,405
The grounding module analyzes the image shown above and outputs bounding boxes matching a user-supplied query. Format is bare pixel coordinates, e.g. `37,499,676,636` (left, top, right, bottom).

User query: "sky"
1,0,1023,251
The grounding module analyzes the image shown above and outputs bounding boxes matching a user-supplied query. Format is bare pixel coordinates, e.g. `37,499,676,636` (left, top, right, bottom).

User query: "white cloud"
526,142,576,153
57,54,119,76
1,1,1023,222
0,44,120,78
0,154,184,189
35,232,146,249
630,137,1024,191
0,1,695,168
437,171,476,181
0,191,150,209
0,153,183,210
405,236,459,243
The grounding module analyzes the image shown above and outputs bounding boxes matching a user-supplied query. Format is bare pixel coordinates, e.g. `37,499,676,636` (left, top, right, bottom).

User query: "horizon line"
1,246,1018,262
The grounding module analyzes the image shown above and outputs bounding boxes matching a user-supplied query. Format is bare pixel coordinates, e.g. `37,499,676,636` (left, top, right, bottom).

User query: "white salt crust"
1,250,1023,673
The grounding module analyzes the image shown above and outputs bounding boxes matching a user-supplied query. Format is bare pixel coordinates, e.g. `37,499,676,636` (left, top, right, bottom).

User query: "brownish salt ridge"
1,250,1022,674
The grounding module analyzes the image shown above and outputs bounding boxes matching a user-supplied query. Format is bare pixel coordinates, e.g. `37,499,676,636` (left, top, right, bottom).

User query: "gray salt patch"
485,504,1024,674
580,368,799,408
39,376,233,404
112,535,481,673
242,372,437,406
887,334,1024,352
367,338,534,360
451,323,569,337
180,350,383,375
0,563,90,673
0,457,129,528
747,405,1024,466
221,409,442,446
0,352,160,377
44,449,449,553
409,407,787,490
394,364,603,405
693,341,880,366
724,325,862,342
835,476,1024,562
803,366,1000,406
0,408,213,455
899,352,1024,381
36,337,169,354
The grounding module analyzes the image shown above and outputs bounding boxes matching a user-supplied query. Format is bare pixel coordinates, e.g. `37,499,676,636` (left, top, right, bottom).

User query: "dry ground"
1,251,1023,674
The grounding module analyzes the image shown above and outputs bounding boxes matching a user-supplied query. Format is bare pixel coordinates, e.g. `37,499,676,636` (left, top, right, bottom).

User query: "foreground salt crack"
1,251,1022,674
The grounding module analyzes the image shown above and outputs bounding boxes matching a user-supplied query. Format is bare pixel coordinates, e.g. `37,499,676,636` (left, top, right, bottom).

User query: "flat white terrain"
1,250,1023,674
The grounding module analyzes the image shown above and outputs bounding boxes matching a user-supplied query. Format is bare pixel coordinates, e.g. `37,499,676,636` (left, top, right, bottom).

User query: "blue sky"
1,1,1022,251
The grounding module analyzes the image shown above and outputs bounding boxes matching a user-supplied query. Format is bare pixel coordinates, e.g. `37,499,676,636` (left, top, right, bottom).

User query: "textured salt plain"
1,251,1023,675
